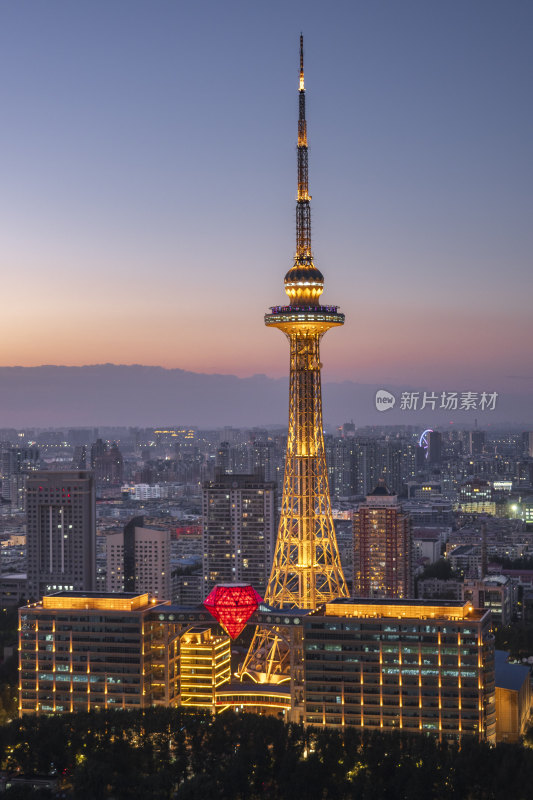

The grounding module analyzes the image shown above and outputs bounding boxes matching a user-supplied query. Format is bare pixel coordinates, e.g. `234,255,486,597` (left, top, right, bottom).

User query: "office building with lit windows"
18,592,179,716
303,598,496,742
26,471,96,601
459,479,495,514
202,473,275,596
353,481,412,598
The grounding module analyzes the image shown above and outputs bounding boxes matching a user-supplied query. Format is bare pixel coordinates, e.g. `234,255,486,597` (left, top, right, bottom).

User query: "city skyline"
3,6,533,775
1,1,532,401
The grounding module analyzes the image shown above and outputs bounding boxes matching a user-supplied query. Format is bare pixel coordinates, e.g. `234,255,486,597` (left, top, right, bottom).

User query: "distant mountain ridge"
0,364,529,428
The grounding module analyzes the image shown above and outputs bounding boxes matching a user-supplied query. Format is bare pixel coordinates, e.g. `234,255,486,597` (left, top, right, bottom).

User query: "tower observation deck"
239,36,348,686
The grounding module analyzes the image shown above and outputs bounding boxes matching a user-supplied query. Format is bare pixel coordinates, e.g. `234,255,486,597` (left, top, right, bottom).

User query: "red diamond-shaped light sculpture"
203,584,263,639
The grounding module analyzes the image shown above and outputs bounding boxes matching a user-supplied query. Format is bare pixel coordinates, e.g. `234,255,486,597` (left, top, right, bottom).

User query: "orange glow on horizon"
0,300,528,389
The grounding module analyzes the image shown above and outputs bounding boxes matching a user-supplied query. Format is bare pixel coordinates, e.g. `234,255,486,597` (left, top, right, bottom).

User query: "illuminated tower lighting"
240,36,348,684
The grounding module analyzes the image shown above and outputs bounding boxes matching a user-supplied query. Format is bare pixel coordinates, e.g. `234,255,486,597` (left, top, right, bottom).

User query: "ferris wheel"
419,429,433,460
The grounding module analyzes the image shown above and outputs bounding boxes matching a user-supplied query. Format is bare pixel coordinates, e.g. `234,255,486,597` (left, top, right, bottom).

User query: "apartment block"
353,481,412,598
202,473,275,596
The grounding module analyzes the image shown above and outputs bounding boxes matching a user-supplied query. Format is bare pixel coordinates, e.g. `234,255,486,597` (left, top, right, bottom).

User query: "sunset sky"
1,0,532,396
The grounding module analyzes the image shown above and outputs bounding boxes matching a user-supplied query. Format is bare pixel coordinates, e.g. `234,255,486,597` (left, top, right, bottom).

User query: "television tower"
240,35,348,684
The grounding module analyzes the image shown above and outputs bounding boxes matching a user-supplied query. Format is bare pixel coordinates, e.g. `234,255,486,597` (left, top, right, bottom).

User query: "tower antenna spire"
296,33,311,263
299,33,304,90
284,34,324,307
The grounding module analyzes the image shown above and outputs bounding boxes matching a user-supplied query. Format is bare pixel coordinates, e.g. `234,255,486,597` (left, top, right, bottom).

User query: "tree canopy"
0,709,533,798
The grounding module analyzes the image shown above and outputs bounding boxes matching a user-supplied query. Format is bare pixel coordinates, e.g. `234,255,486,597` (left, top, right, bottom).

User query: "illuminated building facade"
26,471,96,600
19,591,499,741
202,473,275,596
353,481,412,598
523,496,533,526
154,602,303,715
303,598,496,742
179,627,231,713
240,36,347,685
18,592,179,715
459,479,495,514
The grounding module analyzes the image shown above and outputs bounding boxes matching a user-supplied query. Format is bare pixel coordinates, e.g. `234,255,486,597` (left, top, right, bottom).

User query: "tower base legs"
237,624,291,684
238,623,305,722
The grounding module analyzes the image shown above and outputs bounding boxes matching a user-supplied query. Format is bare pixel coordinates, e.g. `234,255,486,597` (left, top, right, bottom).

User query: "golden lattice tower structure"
239,36,348,684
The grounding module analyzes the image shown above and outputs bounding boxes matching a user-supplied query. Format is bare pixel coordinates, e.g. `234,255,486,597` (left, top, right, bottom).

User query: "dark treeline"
492,556,533,570
416,559,458,583
494,622,533,659
0,606,21,726
2,708,533,799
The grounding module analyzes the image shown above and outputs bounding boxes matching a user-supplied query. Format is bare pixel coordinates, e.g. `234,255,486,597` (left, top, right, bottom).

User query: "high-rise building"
72,445,87,470
303,598,496,742
241,37,347,684
202,473,276,596
90,439,124,488
1,447,39,504
26,471,96,600
522,431,533,459
215,442,232,474
427,431,442,464
469,431,486,456
173,571,203,605
3,474,29,511
106,516,171,601
354,439,380,496
379,439,417,495
90,438,106,468
248,437,276,483
353,480,412,598
331,438,358,499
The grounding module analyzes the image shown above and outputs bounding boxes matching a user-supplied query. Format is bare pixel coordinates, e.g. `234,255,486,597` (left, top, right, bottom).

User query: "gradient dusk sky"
1,1,532,397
